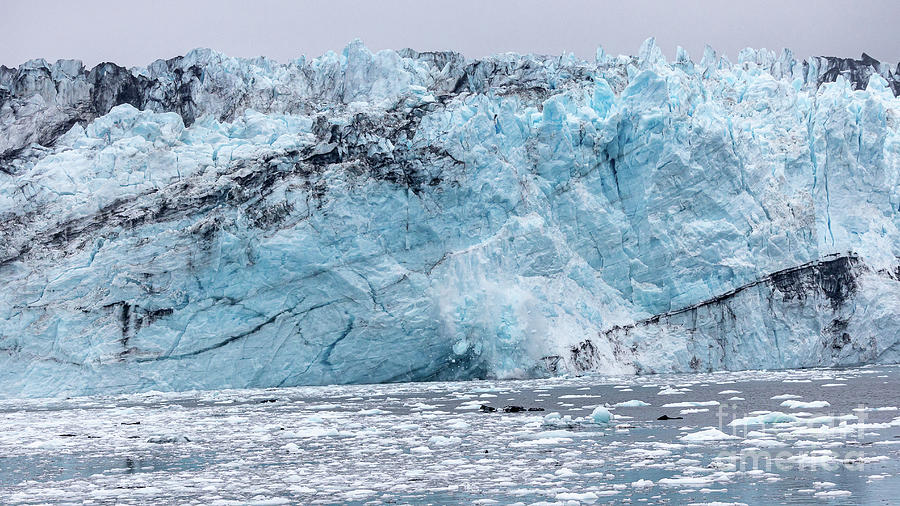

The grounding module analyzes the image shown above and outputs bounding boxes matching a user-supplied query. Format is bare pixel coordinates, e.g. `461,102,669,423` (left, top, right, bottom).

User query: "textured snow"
2,40,900,396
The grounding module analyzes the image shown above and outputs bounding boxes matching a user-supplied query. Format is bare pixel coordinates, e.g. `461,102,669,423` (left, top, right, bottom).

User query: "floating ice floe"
662,401,720,408
455,400,486,410
742,438,788,448
852,406,898,412
542,407,614,428
282,426,344,438
680,428,741,442
357,408,389,415
728,411,799,426
556,491,600,501
613,399,651,407
780,400,830,409
658,471,733,486
428,435,462,447
658,387,689,395
146,435,190,443
814,490,852,498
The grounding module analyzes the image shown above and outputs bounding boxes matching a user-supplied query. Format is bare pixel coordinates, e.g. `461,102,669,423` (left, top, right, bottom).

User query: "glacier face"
1,39,900,397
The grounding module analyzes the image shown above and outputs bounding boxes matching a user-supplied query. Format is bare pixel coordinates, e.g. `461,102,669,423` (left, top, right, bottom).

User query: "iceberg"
589,406,614,424
1,39,900,397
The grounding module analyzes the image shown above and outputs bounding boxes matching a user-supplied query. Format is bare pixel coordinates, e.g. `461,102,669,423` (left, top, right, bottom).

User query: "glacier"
1,39,900,397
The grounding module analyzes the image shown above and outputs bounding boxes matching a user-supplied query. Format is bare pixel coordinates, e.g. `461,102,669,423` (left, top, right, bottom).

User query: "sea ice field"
1,365,898,504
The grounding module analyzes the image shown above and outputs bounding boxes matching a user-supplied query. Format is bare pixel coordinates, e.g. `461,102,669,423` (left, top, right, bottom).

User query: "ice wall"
1,39,899,397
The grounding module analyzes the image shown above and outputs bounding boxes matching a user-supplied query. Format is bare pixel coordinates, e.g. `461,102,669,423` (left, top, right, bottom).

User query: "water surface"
1,365,898,504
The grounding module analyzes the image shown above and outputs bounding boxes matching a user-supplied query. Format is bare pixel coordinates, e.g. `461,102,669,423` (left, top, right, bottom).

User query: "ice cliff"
2,39,900,397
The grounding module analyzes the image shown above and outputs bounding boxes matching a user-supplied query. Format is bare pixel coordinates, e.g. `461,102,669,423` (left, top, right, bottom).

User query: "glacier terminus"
2,39,900,397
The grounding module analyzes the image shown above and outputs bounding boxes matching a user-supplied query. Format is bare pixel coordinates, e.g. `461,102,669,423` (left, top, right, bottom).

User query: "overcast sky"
2,0,898,68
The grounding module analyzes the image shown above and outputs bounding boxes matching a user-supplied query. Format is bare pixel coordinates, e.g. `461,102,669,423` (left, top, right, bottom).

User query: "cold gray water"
1,365,898,504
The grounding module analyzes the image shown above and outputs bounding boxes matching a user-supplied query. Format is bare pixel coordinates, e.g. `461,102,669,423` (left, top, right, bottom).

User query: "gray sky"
2,0,899,68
